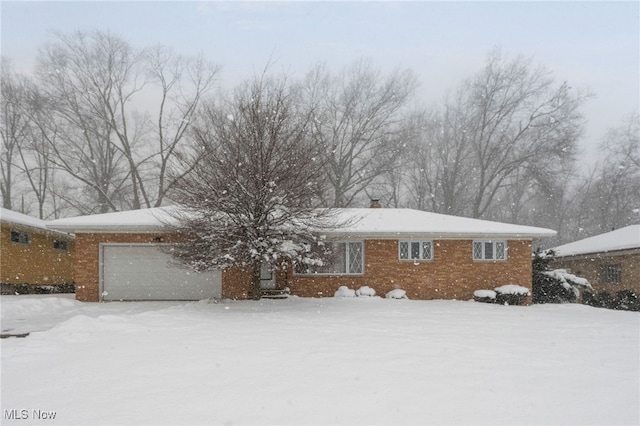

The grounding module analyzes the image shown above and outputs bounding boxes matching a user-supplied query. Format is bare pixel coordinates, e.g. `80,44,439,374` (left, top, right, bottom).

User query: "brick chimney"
370,198,382,208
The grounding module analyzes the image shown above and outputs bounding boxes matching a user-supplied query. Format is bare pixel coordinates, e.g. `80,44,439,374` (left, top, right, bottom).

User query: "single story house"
551,225,640,296
1,208,75,292
46,204,556,303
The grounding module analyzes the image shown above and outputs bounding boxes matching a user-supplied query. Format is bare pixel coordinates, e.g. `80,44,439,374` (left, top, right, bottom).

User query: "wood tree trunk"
250,261,262,300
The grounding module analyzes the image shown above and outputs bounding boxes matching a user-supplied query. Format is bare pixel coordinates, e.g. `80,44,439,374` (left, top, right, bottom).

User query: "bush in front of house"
386,289,408,299
334,286,357,297
356,286,376,297
473,289,497,304
1,283,75,295
494,284,530,305
532,248,591,304
583,290,640,311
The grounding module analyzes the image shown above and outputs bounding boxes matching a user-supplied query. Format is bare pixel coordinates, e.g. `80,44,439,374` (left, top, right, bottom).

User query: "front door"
260,263,276,289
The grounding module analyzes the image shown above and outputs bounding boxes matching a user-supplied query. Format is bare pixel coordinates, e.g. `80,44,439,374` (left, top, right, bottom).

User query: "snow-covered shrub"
583,290,640,311
494,284,530,305
473,289,497,304
355,286,376,297
386,289,408,300
532,248,591,304
334,286,356,298
534,269,591,304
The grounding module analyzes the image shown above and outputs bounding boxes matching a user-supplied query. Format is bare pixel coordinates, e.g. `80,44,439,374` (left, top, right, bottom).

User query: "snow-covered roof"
46,206,178,233
551,225,640,257
1,208,50,231
327,208,554,238
46,206,555,239
2,208,73,237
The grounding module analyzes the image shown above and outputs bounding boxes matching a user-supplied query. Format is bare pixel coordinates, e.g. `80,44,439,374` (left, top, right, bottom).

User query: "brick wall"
73,233,533,303
552,251,640,295
288,239,533,302
1,224,74,286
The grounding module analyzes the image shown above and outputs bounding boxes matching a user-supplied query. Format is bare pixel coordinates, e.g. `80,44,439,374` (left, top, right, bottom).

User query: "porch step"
261,288,291,299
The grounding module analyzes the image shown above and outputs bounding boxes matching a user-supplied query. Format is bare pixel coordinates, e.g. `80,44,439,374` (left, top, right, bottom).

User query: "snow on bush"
355,286,376,297
494,284,530,306
494,284,530,296
386,289,408,299
474,290,497,299
334,286,356,297
543,269,592,290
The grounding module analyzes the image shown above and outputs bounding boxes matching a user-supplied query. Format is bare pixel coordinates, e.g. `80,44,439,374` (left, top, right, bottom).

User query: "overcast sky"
1,1,638,164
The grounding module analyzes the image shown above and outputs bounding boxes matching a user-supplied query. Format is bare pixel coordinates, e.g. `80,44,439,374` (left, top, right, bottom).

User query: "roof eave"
4,220,75,238
46,224,168,234
321,231,555,240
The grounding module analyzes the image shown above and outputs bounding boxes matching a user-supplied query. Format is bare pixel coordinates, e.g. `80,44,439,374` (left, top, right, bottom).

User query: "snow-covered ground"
1,295,638,425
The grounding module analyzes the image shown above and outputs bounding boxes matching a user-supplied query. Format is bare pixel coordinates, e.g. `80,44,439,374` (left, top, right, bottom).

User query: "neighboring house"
46,203,555,303
551,225,640,296
1,208,74,292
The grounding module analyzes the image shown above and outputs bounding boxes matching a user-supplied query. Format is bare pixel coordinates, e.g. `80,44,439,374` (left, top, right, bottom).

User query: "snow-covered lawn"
1,295,638,425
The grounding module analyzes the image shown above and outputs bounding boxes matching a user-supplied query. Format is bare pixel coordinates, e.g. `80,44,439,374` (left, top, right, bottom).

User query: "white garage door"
101,244,221,301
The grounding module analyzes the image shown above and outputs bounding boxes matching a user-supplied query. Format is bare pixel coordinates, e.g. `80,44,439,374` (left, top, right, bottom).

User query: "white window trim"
398,240,433,261
473,240,507,261
294,240,364,276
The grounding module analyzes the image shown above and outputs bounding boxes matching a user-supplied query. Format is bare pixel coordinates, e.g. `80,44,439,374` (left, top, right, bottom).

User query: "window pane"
484,242,494,260
53,240,68,251
473,242,483,260
348,242,363,274
399,241,409,259
600,264,621,284
422,241,432,259
411,242,420,259
330,243,347,273
495,242,505,260
10,230,29,245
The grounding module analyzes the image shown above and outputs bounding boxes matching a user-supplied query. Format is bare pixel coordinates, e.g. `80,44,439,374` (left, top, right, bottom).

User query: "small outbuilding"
1,208,74,293
46,205,556,303
551,225,640,296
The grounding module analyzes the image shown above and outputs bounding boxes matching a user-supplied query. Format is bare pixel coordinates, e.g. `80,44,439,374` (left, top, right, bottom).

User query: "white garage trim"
99,243,221,301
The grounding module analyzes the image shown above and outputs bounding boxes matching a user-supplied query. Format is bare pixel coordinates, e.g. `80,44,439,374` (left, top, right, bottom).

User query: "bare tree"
300,60,418,207
404,102,476,214
0,59,29,210
36,31,133,213
401,50,587,220
34,30,220,214
462,50,587,218
577,113,640,234
167,75,333,299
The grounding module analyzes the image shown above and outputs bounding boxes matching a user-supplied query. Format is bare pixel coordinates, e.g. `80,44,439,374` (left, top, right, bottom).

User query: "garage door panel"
102,245,221,301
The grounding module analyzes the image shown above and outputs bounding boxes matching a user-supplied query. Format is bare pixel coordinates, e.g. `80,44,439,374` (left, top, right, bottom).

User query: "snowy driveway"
1,295,638,425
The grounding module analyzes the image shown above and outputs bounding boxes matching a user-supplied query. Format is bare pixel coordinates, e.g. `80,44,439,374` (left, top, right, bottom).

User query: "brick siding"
73,233,533,303
287,239,533,302
552,251,640,296
1,224,74,286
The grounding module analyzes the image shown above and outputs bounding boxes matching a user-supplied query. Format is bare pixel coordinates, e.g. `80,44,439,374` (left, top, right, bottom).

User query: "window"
53,239,69,251
473,240,507,260
399,240,433,261
295,241,363,275
600,264,621,284
10,230,30,245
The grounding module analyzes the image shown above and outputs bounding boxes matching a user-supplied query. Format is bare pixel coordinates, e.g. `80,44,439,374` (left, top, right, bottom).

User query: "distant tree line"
1,30,638,246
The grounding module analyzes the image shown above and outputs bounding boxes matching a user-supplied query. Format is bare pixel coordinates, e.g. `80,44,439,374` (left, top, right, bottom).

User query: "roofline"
3,220,74,239
46,224,167,234
554,247,640,260
46,224,553,239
